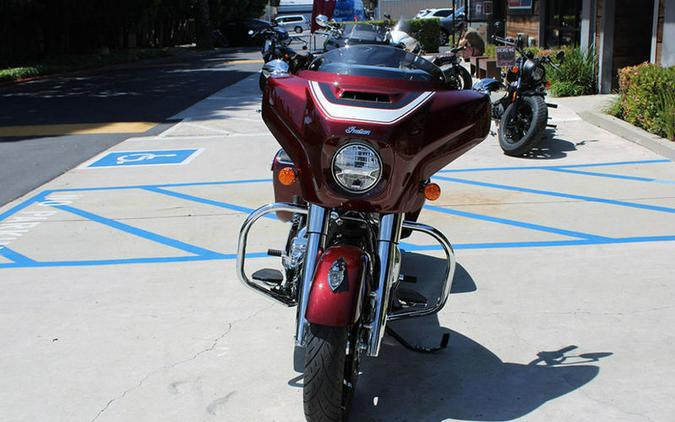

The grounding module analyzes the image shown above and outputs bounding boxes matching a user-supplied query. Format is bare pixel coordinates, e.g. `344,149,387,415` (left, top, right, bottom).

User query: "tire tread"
303,325,348,422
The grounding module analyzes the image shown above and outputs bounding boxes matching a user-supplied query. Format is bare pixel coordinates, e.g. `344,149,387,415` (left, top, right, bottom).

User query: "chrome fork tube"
366,213,403,357
295,204,329,346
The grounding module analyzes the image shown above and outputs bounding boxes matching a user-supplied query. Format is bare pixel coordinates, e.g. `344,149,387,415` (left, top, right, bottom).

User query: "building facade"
500,0,674,93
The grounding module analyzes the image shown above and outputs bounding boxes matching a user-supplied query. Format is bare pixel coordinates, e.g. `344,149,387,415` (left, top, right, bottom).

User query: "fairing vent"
341,91,391,103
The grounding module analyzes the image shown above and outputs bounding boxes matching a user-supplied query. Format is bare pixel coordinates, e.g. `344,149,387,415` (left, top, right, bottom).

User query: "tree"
196,0,213,49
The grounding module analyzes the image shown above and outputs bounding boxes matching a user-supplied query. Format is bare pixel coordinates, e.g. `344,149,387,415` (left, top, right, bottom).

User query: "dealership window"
545,0,582,48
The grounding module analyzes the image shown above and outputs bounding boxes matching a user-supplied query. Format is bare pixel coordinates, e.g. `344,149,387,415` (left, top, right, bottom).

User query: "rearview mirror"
556,50,565,63
262,59,290,78
315,14,329,28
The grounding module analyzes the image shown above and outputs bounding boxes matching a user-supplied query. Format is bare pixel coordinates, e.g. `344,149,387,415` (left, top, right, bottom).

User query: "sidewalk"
1,74,675,421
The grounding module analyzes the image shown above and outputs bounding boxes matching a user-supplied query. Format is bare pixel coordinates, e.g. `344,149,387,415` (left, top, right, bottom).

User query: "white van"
273,15,310,33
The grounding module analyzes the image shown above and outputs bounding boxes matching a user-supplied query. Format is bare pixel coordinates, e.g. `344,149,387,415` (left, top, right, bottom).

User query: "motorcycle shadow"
350,254,612,422
519,129,583,160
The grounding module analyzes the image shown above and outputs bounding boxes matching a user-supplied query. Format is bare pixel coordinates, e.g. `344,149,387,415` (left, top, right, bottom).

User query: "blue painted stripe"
423,205,610,240
49,178,273,193
143,186,274,218
402,234,675,251
54,205,222,257
434,176,675,214
0,246,36,264
438,159,671,174
0,191,49,222
550,168,675,185
0,252,268,269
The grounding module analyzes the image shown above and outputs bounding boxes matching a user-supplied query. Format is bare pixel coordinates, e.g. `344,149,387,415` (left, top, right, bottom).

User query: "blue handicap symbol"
88,149,200,168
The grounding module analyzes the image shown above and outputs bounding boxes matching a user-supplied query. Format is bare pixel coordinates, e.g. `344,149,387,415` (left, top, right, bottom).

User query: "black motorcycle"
433,46,473,90
249,23,308,91
473,35,564,156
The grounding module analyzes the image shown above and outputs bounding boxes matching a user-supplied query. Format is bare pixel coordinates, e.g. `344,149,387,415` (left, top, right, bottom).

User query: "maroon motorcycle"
237,45,490,421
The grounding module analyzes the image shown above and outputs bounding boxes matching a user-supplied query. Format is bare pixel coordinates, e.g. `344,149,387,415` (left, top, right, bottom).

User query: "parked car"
273,15,310,33
417,8,454,19
438,6,466,45
221,18,273,47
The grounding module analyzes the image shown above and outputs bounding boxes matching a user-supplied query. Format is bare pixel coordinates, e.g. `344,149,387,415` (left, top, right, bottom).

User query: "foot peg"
252,268,283,285
546,123,557,128
398,274,417,284
396,287,427,306
546,102,558,108
386,326,449,354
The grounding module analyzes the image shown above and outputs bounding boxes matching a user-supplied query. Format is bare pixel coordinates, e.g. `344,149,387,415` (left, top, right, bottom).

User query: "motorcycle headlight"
332,143,382,193
532,65,545,82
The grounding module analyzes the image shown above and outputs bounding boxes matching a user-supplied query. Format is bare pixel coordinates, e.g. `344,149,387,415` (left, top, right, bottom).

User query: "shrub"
409,18,441,53
604,96,623,119
618,63,675,140
354,18,441,53
548,46,596,97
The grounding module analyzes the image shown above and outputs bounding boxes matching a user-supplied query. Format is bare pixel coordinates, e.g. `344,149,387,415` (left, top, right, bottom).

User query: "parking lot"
1,73,675,421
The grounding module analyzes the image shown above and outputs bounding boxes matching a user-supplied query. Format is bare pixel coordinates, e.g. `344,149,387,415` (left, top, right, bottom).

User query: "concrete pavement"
1,71,675,421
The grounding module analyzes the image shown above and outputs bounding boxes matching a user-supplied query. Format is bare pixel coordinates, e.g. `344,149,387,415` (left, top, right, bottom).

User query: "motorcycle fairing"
305,245,368,327
262,71,490,213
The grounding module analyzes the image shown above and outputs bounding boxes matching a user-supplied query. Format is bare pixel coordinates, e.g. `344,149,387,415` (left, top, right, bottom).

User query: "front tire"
498,95,547,156
303,324,356,422
456,65,473,90
295,26,304,34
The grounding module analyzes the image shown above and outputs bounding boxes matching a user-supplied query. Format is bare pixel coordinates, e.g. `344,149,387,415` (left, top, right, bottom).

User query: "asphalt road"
0,48,262,206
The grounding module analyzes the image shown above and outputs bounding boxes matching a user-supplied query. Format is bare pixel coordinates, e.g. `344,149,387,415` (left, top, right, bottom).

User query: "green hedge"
614,63,675,141
354,18,441,53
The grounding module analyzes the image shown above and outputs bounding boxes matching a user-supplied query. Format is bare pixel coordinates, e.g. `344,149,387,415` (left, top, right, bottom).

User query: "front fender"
305,245,368,327
472,78,502,93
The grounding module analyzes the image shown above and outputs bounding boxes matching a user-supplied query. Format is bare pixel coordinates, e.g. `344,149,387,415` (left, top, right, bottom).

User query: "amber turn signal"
278,167,297,186
511,66,519,74
545,80,552,89
423,183,441,201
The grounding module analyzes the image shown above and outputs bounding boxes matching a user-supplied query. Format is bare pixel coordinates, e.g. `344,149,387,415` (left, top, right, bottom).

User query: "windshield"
310,45,444,82
393,18,412,34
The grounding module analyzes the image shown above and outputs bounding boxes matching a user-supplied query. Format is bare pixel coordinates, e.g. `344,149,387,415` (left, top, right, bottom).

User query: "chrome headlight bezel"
331,142,382,194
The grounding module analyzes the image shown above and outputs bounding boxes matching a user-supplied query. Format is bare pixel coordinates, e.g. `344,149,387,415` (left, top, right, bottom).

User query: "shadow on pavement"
354,322,610,421
520,129,599,160
351,253,611,421
288,252,611,421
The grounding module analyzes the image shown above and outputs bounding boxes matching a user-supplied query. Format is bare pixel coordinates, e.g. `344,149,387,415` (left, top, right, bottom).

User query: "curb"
578,111,675,160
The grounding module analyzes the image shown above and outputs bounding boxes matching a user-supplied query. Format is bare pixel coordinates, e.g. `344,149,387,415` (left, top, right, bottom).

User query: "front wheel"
498,95,548,156
304,324,358,422
295,26,304,34
455,65,473,90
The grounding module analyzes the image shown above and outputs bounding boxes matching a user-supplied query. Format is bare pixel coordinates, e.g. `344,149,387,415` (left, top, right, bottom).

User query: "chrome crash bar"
236,202,308,307
389,220,457,321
